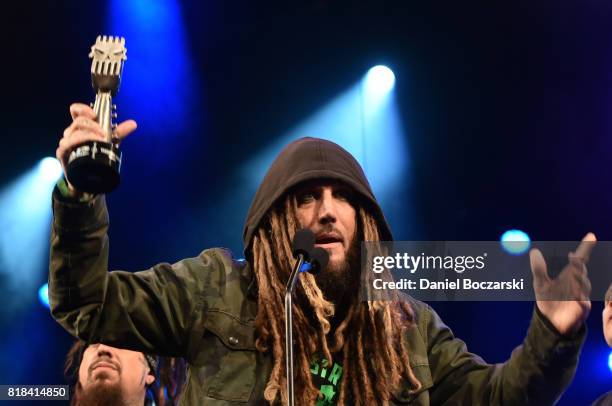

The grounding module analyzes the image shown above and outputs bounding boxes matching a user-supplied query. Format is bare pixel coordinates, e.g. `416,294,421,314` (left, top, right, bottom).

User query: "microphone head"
292,229,315,259
308,247,329,274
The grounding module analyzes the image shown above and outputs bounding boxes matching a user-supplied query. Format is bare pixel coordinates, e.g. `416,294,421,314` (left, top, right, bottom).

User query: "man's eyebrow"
295,183,321,192
294,181,351,193
333,184,356,196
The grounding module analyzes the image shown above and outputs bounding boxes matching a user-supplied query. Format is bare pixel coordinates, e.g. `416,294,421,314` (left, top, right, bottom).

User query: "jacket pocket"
392,356,434,404
205,310,258,402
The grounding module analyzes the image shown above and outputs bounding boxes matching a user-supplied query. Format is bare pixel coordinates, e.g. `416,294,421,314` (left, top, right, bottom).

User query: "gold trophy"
66,35,127,193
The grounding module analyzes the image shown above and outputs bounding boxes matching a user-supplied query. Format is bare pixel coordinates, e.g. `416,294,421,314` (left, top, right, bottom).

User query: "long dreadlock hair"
251,193,422,405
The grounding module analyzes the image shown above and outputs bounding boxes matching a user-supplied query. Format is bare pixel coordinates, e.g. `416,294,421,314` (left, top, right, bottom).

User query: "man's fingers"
114,119,137,140
573,232,597,263
530,248,550,285
69,103,96,121
63,117,105,139
58,130,105,154
69,104,137,141
572,269,592,299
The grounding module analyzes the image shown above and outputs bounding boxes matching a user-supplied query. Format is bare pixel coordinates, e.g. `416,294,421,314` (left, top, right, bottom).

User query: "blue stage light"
240,64,412,243
38,157,63,183
38,283,49,309
365,65,395,95
500,229,531,255
0,160,58,317
108,0,198,139
608,351,612,373
362,65,396,122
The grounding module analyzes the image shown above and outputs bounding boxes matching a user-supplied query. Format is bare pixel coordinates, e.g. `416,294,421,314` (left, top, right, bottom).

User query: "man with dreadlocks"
50,103,591,405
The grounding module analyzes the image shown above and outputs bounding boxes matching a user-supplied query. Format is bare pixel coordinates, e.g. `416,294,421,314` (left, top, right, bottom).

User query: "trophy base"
66,140,122,194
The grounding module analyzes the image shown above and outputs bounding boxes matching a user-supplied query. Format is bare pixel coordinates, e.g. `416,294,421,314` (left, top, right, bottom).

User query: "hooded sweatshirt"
243,137,393,256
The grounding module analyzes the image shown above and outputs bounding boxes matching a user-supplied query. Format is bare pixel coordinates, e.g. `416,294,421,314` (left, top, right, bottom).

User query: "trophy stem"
93,91,114,141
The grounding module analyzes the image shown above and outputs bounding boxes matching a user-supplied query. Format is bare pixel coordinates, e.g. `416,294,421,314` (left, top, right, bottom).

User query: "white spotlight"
365,65,396,95
38,157,63,183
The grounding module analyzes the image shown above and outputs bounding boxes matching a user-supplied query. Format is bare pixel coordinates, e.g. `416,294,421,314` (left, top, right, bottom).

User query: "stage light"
500,229,531,255
38,283,49,309
362,65,396,122
241,63,412,243
38,157,63,183
0,159,58,318
608,351,612,373
365,65,395,95
108,0,197,138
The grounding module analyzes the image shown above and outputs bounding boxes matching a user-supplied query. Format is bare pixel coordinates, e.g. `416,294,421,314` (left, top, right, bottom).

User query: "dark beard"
76,381,124,406
314,237,360,305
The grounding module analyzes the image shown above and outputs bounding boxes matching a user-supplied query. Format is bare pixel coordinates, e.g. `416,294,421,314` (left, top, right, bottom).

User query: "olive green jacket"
49,193,585,405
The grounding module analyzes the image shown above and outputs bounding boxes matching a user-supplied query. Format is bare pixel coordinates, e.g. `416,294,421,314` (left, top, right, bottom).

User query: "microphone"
291,229,315,260
307,247,329,274
291,230,329,274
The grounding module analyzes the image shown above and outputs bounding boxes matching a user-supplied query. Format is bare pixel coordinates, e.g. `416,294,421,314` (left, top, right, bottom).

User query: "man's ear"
145,372,155,386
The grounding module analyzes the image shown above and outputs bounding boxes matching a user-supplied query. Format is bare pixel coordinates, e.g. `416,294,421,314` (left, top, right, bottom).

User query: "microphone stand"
285,255,311,406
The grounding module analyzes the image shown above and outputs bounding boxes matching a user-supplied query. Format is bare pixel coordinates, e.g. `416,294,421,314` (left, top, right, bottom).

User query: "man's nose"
96,344,114,358
317,190,337,224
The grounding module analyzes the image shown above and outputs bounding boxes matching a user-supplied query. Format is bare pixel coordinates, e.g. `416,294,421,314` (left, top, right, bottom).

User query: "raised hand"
56,102,137,192
530,233,596,336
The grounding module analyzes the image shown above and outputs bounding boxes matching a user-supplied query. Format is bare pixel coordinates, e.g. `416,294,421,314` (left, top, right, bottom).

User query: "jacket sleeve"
48,188,217,359
425,303,585,405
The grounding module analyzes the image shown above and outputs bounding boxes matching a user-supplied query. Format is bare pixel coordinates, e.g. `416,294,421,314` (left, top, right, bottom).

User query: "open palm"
530,233,596,336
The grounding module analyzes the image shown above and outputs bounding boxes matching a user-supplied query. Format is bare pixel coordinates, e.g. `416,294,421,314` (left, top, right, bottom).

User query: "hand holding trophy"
56,35,137,194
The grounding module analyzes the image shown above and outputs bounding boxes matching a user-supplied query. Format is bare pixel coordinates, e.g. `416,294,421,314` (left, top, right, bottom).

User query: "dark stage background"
1,1,612,404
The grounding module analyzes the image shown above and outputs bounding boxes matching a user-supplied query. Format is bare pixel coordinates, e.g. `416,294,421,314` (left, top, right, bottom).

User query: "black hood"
242,137,393,256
